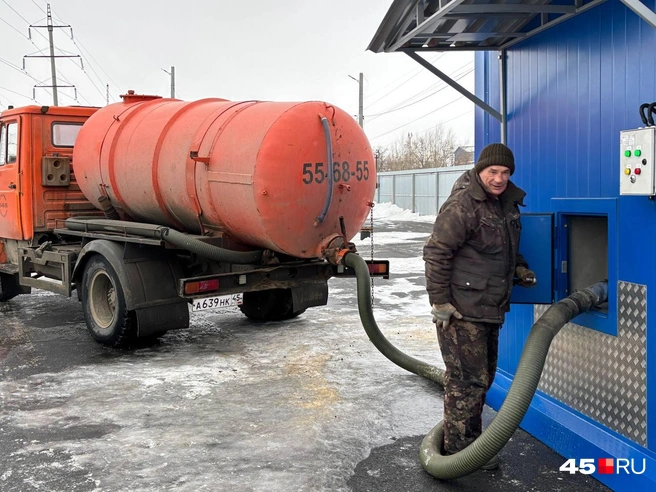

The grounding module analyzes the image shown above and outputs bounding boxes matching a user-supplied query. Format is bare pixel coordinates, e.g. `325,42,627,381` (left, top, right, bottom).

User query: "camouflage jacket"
423,169,528,324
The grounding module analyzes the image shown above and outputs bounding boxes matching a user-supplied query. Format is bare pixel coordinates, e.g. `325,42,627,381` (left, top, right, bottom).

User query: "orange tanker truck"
0,91,387,346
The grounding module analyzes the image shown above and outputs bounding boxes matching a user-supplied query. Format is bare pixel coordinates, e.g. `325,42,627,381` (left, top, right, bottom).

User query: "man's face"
479,165,511,196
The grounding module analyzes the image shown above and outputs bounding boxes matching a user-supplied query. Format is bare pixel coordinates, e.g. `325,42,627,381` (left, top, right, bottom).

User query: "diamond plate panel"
536,281,647,445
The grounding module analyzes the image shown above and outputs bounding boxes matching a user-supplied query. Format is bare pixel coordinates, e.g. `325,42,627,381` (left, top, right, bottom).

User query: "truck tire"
239,289,306,322
81,255,137,346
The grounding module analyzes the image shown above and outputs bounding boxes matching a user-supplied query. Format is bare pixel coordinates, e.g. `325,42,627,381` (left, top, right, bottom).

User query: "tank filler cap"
120,90,163,104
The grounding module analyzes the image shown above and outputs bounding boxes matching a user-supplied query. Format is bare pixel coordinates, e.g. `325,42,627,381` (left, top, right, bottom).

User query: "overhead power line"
365,66,473,119
369,95,467,142
0,84,38,103
30,0,46,14
0,14,28,38
0,56,53,101
365,53,446,105
372,108,474,150
50,7,122,102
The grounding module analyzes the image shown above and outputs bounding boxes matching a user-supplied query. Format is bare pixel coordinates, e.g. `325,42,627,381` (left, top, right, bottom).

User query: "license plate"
192,293,243,312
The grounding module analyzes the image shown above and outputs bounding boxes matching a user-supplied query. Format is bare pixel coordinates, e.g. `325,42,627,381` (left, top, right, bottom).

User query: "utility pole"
170,66,175,98
106,84,109,106
348,72,364,128
162,66,175,98
46,5,58,105
26,3,80,106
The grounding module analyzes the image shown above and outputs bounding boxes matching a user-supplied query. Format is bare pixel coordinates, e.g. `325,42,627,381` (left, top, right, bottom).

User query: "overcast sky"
0,0,475,150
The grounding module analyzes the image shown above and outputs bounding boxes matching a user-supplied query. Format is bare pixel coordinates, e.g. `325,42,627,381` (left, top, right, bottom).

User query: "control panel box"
620,127,656,195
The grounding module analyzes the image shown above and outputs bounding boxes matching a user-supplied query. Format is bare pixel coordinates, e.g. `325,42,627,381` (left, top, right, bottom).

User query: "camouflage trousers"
435,318,500,455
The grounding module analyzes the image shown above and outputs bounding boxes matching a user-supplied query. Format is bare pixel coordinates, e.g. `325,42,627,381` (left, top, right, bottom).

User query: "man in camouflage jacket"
423,143,535,469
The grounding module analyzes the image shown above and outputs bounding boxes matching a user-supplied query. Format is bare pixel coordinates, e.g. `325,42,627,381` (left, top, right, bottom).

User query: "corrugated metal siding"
414,172,437,214
375,166,473,215
477,1,656,450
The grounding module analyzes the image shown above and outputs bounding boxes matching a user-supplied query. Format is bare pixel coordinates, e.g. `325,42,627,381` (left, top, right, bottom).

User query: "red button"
635,168,642,175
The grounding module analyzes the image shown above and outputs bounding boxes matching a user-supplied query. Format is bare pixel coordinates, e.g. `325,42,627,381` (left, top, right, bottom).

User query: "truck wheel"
239,289,306,322
81,256,136,346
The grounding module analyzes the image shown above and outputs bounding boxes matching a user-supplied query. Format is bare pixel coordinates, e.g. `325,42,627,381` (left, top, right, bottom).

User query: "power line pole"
106,84,109,105
26,3,80,106
46,5,58,105
170,66,175,98
162,66,175,98
358,72,364,128
348,72,364,128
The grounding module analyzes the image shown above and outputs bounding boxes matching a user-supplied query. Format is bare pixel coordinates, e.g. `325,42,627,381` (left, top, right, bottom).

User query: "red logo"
598,458,614,474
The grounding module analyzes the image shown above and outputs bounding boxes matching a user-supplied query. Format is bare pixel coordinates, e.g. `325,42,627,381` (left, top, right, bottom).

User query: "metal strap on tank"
314,116,334,226
151,98,228,231
105,99,167,213
95,104,134,202
188,101,259,232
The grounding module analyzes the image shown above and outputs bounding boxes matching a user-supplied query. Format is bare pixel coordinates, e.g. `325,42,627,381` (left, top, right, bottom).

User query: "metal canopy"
368,0,609,53
368,0,656,144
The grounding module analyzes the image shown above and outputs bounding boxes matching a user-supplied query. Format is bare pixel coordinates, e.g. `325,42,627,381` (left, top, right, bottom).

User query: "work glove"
431,302,463,330
515,265,537,287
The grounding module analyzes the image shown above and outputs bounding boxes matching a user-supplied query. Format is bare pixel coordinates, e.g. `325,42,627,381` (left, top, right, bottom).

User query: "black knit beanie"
474,143,515,175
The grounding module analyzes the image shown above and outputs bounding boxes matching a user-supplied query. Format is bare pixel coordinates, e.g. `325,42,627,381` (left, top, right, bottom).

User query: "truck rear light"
334,259,390,279
367,262,389,275
184,278,220,295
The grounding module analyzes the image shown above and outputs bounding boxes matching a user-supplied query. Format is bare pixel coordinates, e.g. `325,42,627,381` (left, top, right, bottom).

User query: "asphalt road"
0,217,609,491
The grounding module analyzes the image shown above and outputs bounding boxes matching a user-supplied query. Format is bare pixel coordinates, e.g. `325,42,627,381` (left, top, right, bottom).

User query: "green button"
625,150,631,157
635,149,642,157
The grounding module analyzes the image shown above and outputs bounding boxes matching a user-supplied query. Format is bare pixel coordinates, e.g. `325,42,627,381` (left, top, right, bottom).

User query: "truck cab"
0,105,99,299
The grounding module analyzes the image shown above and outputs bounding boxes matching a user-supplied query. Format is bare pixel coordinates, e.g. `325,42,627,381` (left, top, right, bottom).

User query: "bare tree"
374,124,462,171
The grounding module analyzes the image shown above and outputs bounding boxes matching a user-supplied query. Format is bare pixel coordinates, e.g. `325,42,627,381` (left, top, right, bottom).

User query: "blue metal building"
369,2,656,490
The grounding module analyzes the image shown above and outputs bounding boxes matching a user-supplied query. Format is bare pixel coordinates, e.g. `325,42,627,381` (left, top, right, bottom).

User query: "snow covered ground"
0,204,444,492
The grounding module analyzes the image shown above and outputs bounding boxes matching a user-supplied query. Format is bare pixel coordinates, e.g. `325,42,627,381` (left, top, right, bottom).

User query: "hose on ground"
65,218,264,264
344,252,608,480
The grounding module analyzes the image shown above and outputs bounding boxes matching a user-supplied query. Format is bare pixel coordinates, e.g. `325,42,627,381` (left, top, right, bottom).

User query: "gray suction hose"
344,252,446,385
344,252,608,480
162,228,263,264
65,218,264,264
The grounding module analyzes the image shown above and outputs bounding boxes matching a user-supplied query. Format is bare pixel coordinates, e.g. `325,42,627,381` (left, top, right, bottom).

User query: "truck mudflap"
290,282,328,311
135,302,189,337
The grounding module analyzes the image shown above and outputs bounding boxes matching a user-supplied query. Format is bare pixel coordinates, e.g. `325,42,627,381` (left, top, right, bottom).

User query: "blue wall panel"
476,0,656,487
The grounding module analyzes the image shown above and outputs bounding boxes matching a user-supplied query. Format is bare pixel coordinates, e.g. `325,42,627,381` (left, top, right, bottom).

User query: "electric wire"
0,56,53,101
0,85,37,103
366,66,473,120
72,40,121,102
3,1,108,105
369,95,466,142
367,61,472,115
2,0,36,26
30,0,45,14
371,107,473,152
50,9,121,102
368,63,473,118
366,53,446,105
0,14,28,38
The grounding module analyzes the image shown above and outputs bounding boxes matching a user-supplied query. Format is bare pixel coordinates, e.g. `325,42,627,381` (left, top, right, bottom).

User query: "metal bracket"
405,50,503,122
620,0,656,28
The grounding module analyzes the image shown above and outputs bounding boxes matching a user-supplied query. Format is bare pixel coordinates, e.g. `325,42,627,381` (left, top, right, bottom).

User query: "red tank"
73,92,376,258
